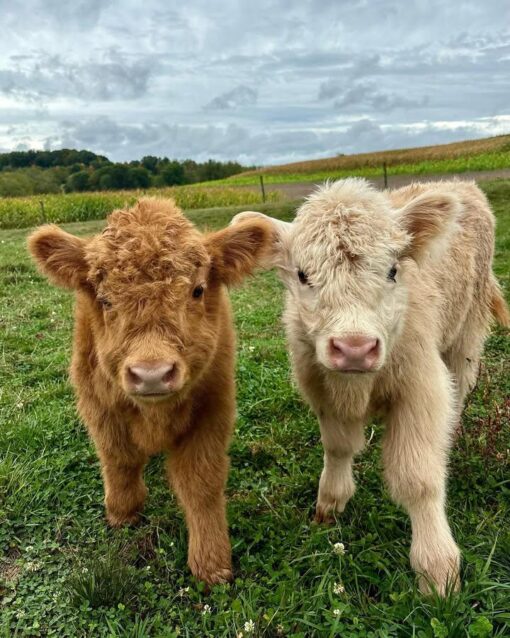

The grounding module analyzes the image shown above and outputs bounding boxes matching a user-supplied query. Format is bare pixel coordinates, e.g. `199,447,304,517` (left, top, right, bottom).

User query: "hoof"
106,510,141,527
314,507,336,525
412,542,461,597
192,565,233,587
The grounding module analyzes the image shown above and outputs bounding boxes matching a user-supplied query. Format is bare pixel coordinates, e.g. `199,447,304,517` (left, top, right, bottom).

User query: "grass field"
217,135,510,186
0,183,509,637
0,186,280,230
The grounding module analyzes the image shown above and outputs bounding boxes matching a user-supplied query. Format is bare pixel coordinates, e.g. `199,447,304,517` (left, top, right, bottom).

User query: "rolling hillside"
221,134,510,185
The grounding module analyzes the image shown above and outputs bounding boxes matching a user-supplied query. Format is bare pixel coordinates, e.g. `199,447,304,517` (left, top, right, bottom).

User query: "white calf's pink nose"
329,335,380,371
126,361,178,395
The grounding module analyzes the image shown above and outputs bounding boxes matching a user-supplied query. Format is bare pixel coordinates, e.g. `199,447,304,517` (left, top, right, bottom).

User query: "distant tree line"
0,149,250,197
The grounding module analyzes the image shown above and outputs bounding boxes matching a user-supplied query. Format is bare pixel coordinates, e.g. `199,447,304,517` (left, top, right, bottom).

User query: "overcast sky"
0,0,509,165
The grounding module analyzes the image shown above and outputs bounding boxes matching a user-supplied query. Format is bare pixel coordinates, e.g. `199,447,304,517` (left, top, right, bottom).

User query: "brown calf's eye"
192,285,204,299
387,265,397,282
298,270,308,285
99,298,112,310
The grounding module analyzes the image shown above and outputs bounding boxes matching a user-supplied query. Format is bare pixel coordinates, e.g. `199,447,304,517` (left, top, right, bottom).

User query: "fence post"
259,175,266,203
383,162,388,189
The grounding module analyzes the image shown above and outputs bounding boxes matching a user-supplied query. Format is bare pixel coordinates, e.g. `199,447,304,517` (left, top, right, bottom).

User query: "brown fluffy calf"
28,198,271,585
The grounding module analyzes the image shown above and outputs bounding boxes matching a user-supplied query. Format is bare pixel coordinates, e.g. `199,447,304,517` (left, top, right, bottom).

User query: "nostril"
330,338,344,353
127,366,143,386
162,364,176,385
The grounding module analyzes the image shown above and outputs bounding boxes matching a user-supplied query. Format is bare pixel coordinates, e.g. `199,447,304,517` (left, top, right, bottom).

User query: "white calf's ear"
397,192,460,263
205,218,275,286
230,211,293,273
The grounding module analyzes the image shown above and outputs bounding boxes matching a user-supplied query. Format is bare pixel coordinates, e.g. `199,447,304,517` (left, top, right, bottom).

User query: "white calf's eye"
298,270,309,285
387,265,397,282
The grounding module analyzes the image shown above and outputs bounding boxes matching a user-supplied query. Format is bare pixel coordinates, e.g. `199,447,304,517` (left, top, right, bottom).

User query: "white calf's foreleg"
315,414,365,523
383,361,460,594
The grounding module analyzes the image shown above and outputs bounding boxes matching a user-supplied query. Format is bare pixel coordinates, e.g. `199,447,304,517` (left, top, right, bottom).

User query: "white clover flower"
244,619,255,633
178,586,189,597
276,625,285,636
81,567,89,574
25,561,42,572
333,542,345,555
333,608,341,617
333,582,345,595
202,604,211,615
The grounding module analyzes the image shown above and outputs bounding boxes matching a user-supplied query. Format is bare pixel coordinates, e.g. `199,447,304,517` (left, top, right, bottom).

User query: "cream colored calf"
234,178,508,594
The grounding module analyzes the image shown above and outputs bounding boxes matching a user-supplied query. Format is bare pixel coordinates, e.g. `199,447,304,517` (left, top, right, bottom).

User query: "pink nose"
329,335,380,371
125,361,178,395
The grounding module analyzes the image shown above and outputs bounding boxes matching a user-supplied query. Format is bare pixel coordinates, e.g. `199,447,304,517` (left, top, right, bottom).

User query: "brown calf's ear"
397,192,460,263
206,219,274,286
27,225,88,289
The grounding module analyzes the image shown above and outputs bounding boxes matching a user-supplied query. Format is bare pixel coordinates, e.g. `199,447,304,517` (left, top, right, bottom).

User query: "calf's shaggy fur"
233,178,508,594
28,198,272,585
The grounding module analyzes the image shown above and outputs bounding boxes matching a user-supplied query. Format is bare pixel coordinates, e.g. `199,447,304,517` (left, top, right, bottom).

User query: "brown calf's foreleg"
99,452,148,527
383,360,460,595
167,430,232,585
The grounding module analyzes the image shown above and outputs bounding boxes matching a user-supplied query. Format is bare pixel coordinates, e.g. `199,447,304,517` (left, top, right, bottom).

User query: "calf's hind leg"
442,309,489,419
315,413,365,523
383,361,460,595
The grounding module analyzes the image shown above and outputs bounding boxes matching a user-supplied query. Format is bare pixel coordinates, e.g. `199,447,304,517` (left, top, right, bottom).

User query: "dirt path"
261,168,510,200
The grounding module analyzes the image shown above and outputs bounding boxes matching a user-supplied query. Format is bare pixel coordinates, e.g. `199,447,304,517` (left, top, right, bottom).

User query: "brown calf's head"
232,179,460,375
29,198,272,403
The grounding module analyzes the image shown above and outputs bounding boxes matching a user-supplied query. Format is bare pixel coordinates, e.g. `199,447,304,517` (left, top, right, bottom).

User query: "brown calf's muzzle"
122,353,187,401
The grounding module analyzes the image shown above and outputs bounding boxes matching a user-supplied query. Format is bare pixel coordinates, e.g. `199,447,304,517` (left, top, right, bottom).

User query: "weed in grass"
67,550,138,610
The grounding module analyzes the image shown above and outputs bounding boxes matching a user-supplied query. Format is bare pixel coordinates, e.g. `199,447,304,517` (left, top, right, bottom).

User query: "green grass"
0,184,509,637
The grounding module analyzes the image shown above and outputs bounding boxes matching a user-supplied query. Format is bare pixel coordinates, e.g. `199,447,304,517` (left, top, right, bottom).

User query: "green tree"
141,156,159,173
154,161,186,186
128,166,151,188
66,170,91,192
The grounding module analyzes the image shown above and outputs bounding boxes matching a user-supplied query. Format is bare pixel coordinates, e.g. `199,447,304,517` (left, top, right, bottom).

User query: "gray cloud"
0,51,154,102
204,85,258,111
318,80,428,112
40,114,510,166
0,0,508,162
0,0,110,31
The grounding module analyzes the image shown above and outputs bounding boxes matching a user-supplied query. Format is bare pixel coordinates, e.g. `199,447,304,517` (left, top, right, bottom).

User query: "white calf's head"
233,179,459,374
